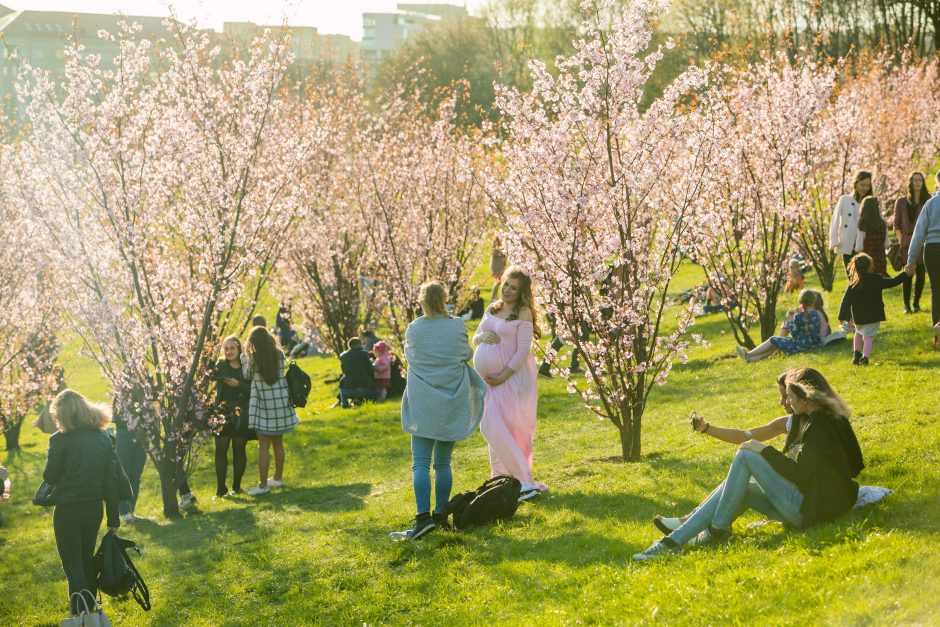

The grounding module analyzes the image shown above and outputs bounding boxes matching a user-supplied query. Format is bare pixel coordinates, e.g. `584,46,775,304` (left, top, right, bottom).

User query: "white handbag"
60,591,112,627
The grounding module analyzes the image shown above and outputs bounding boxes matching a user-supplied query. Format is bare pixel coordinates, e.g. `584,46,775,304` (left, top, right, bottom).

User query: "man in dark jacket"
339,337,379,408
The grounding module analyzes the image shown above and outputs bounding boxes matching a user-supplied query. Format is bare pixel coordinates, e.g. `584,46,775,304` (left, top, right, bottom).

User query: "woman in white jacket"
830,170,873,269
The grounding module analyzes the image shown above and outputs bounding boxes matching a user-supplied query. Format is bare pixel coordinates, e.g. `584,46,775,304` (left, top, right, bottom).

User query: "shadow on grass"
260,482,372,513
128,505,260,550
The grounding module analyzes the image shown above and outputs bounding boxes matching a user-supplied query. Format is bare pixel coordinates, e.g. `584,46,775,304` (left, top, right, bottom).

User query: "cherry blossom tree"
0,143,60,451
855,54,939,200
13,22,310,516
280,70,373,356
688,56,835,347
484,0,718,460
350,86,491,348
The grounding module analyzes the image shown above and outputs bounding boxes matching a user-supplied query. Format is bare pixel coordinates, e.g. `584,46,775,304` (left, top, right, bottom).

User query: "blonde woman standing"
396,281,486,540
43,390,125,614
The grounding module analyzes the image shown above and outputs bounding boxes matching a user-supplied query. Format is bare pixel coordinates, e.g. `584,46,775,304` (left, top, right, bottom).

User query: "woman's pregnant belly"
473,343,507,377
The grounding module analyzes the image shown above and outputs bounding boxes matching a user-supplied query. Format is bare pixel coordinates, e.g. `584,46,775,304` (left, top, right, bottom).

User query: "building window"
363,17,375,28
363,27,375,40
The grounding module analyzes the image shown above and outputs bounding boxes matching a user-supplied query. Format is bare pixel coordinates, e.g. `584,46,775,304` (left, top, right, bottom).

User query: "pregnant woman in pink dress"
473,267,547,500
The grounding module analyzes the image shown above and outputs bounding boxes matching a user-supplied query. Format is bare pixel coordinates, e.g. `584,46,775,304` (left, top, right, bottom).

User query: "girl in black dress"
213,335,253,496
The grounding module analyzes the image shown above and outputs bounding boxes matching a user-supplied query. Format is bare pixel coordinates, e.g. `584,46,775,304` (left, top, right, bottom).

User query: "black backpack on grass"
285,360,312,408
95,532,151,611
443,475,521,530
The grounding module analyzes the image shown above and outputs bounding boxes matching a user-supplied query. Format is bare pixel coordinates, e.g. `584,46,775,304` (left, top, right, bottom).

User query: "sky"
8,1,488,40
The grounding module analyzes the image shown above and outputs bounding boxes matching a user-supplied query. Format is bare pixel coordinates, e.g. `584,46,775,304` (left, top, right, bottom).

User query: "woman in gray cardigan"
394,281,487,541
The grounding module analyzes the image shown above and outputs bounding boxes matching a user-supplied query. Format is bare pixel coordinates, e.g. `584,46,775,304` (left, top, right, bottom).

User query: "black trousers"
925,244,940,326
53,500,102,614
902,263,926,310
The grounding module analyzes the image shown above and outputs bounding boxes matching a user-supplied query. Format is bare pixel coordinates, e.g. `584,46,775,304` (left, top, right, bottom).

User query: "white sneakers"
266,479,284,489
179,493,197,512
632,539,679,561
247,485,271,496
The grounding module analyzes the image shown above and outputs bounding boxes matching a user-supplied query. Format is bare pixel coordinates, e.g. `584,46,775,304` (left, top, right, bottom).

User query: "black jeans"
925,244,940,326
115,427,147,516
53,500,103,614
215,435,248,494
902,262,926,310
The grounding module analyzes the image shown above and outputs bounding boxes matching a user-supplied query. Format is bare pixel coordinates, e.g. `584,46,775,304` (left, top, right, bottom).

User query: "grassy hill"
2,264,939,625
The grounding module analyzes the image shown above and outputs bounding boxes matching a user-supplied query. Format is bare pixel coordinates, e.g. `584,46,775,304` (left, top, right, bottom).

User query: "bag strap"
119,543,151,611
69,591,93,615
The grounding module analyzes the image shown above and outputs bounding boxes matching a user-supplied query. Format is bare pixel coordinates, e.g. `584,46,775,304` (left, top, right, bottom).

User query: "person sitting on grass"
785,259,805,293
338,337,380,408
838,253,909,366
736,289,829,362
458,286,486,321
633,368,863,561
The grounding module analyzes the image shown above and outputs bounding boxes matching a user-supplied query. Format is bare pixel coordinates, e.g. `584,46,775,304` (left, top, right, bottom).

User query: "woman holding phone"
634,368,863,561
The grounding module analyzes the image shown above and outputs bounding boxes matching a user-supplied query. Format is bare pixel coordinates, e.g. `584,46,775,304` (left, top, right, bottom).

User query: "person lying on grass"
634,367,864,561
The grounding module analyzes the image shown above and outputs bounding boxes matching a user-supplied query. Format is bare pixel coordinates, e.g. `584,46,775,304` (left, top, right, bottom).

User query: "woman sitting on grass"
634,368,863,561
736,289,829,362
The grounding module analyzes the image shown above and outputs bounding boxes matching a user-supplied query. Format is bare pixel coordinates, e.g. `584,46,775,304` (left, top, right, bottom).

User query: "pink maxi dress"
472,312,546,490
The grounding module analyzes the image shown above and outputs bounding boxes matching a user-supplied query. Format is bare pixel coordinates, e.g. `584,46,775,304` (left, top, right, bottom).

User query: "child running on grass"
838,253,909,366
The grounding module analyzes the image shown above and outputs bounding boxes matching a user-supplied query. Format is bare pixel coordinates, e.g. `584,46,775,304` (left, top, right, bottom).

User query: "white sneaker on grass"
653,515,682,534
266,479,284,489
632,539,680,561
179,493,197,512
119,513,136,524
247,485,271,497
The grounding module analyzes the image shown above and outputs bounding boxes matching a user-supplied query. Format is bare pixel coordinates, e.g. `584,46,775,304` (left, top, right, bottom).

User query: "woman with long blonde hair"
393,281,487,540
635,368,864,561
43,389,126,614
473,266,546,500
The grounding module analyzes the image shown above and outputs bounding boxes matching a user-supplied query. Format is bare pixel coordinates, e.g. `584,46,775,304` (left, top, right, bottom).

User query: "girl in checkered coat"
242,326,298,496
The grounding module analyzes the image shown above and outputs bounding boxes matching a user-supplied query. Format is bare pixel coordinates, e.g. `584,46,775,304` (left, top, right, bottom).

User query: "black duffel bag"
443,475,522,530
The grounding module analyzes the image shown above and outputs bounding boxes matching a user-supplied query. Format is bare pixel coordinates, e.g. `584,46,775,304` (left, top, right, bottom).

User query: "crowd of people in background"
21,166,939,615
734,168,940,365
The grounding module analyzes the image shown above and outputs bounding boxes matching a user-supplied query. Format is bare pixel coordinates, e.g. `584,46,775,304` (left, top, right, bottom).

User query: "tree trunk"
760,299,779,342
3,419,22,451
618,410,643,461
156,443,181,518
816,260,835,292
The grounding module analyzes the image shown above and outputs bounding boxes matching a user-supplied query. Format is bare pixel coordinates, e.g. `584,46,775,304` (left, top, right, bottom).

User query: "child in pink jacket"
372,341,392,401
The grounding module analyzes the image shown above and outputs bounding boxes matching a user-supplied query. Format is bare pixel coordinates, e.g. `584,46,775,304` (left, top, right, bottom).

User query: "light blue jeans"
669,448,803,546
411,436,455,515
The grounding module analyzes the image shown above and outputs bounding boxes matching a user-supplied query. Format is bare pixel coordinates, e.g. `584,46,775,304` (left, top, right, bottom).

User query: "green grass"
2,264,939,625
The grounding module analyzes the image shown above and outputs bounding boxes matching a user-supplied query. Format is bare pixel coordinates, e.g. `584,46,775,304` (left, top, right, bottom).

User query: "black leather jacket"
43,429,123,527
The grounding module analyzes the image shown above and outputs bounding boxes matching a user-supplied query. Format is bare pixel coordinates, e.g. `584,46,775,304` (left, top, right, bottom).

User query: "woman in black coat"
212,335,253,496
43,389,125,614
634,368,863,560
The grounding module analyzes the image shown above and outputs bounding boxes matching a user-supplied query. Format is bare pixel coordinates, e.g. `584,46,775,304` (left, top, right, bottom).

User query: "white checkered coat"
244,352,299,434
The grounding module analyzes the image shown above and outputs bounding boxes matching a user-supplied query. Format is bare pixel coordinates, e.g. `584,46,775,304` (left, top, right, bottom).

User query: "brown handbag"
887,242,903,271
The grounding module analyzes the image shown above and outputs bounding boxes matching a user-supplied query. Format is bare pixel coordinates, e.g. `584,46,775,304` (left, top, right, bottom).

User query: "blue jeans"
340,387,379,408
115,428,147,516
411,436,455,515
669,449,803,546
